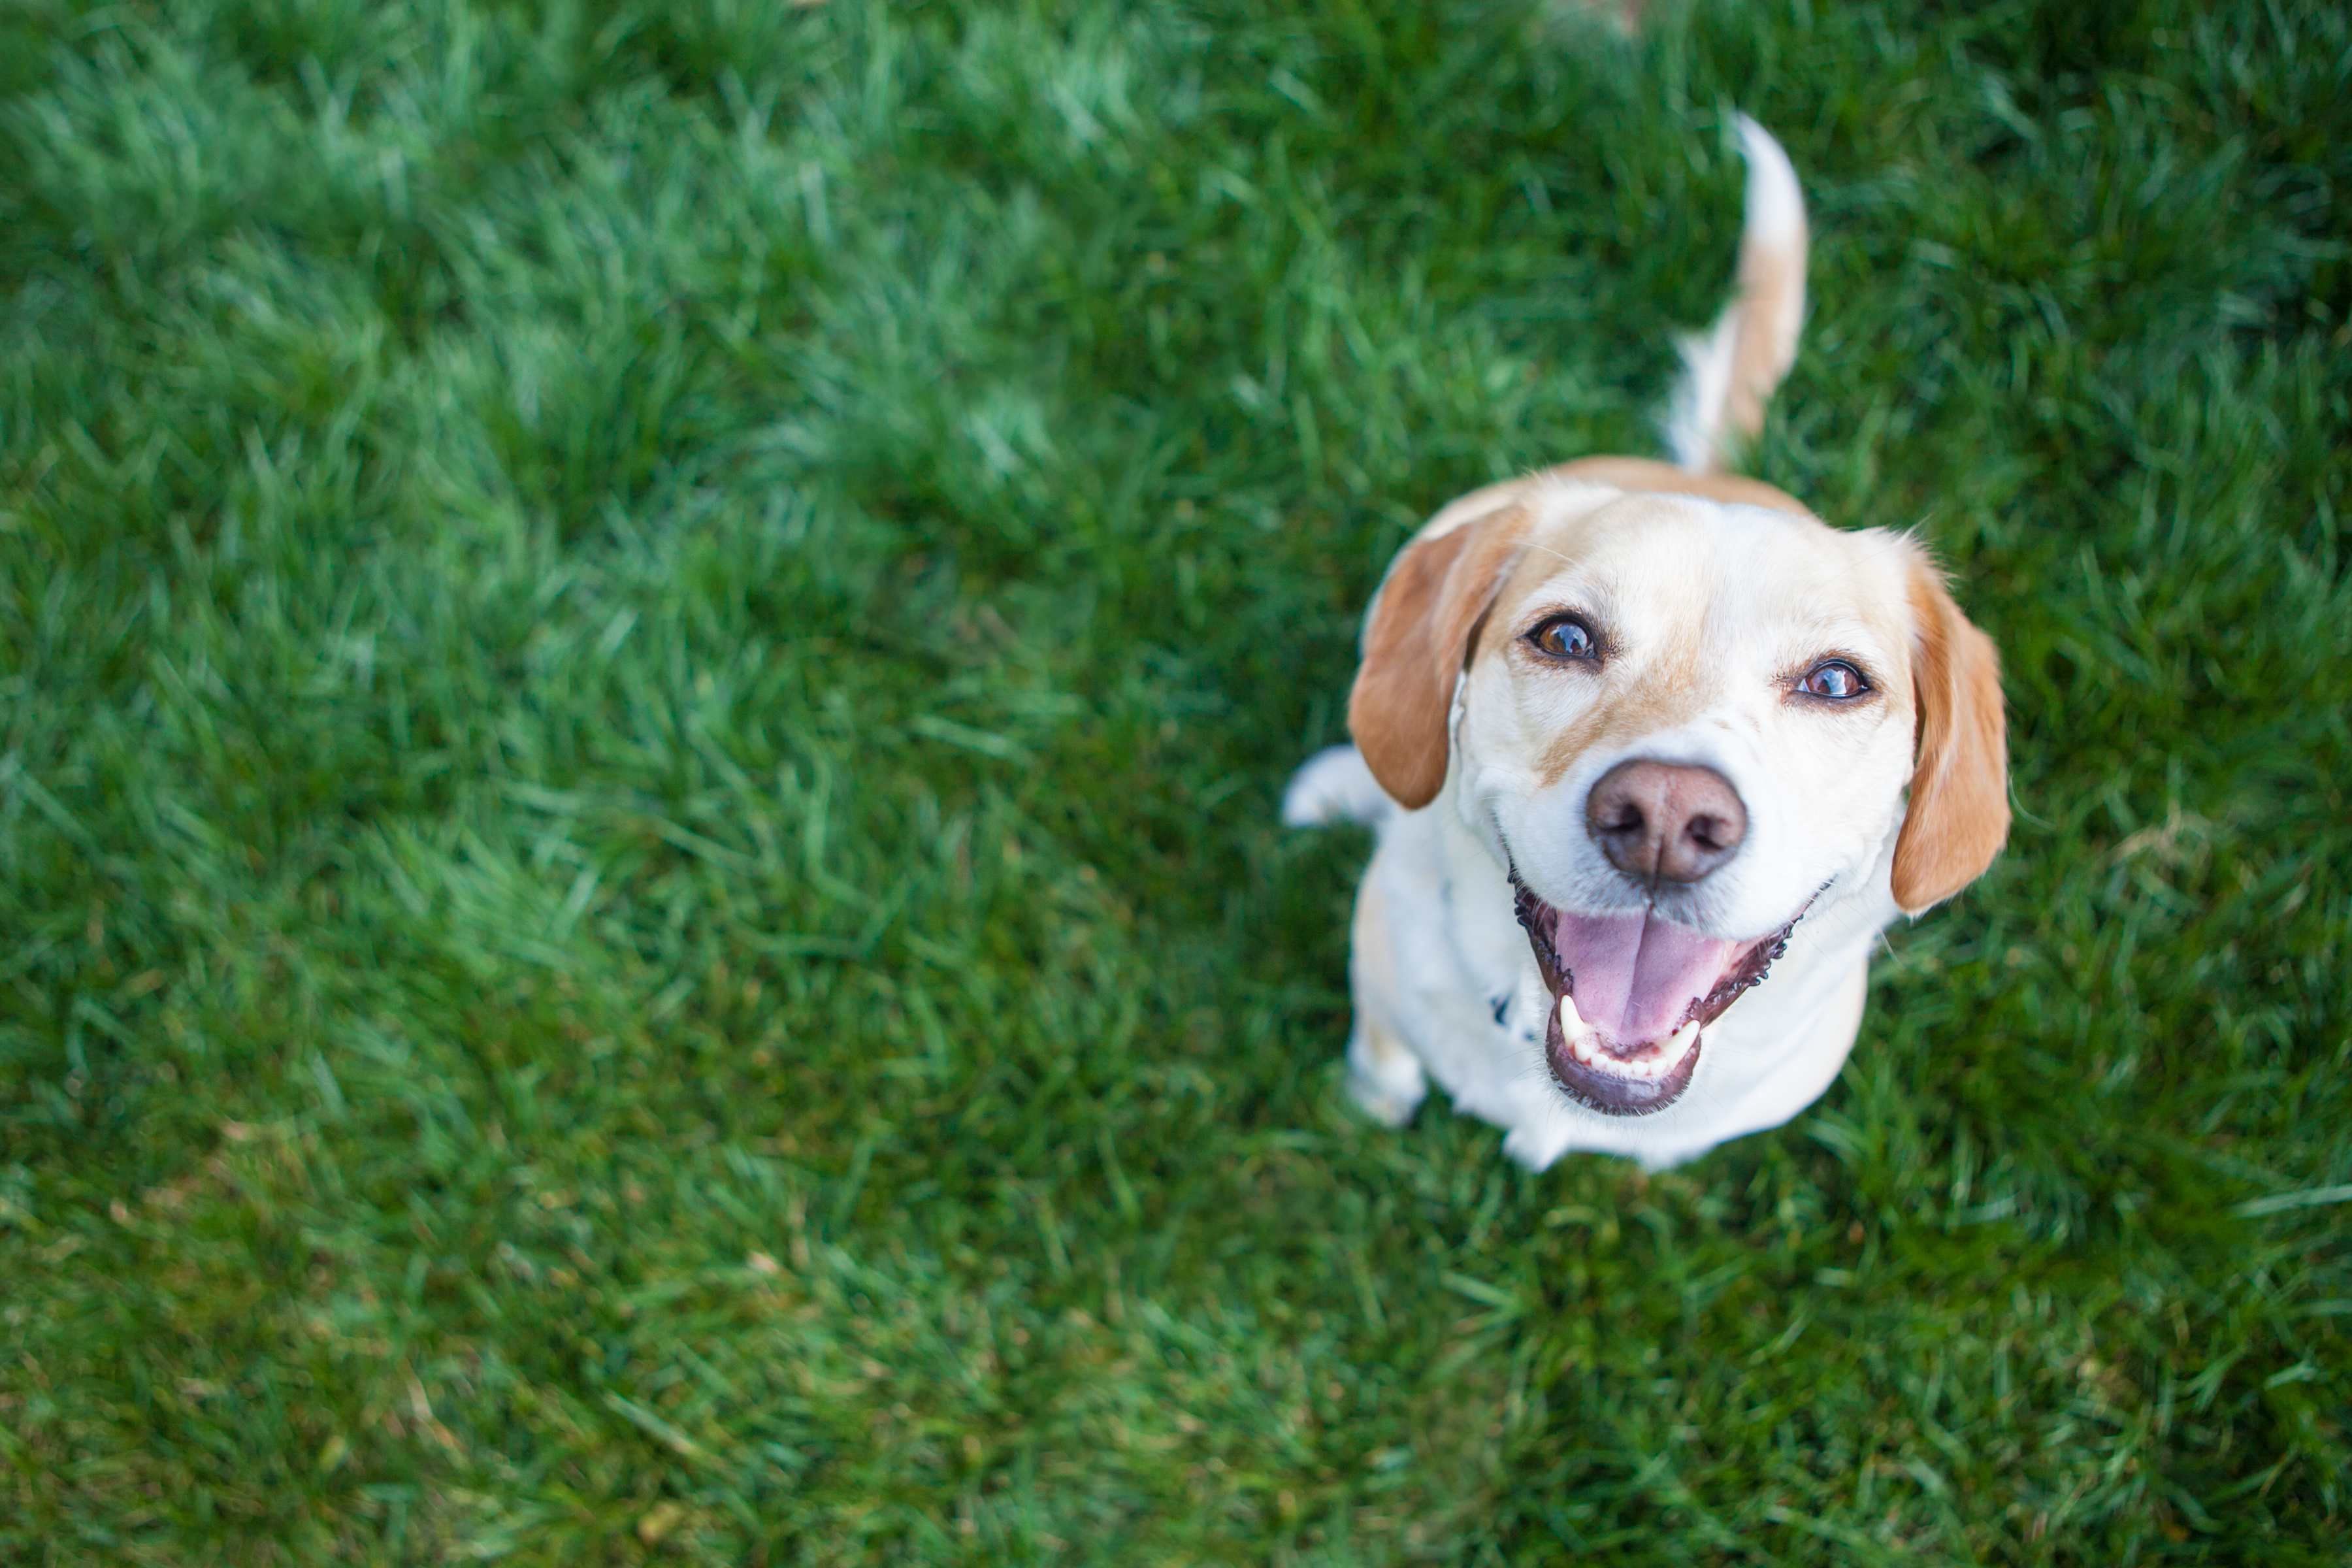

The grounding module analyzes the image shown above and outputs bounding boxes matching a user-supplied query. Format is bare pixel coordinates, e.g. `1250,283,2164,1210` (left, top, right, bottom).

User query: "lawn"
1,0,2345,1561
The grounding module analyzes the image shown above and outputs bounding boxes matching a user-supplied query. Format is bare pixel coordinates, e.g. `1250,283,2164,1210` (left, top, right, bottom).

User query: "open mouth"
1510,869,1799,1117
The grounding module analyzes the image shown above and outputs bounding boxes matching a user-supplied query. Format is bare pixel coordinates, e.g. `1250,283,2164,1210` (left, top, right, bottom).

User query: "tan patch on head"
1543,457,1809,516
1532,663,1712,789
1449,492,1724,791
1525,629,1726,792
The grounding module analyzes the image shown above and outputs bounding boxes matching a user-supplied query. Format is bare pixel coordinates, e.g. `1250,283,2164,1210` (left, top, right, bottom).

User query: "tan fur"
1349,506,1532,809
1533,660,1713,791
1721,246,1805,455
1478,508,1722,790
1891,568,2010,911
1546,457,1808,514
1416,460,1806,553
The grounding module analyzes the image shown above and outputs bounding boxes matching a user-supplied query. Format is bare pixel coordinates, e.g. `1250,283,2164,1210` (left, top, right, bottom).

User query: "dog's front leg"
1344,874,1428,1125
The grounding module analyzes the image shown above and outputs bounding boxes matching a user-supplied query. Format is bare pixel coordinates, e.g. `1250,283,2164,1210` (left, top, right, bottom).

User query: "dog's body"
1286,122,2008,1171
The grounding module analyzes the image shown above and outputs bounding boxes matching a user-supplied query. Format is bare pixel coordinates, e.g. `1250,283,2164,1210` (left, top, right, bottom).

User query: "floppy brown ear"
1891,563,2010,913
1347,508,1529,810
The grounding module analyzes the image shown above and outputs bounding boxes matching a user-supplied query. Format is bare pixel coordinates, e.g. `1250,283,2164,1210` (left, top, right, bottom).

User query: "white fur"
1734,114,1807,253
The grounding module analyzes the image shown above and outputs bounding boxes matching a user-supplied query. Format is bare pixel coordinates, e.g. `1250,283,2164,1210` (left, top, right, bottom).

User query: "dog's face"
1350,476,2006,1119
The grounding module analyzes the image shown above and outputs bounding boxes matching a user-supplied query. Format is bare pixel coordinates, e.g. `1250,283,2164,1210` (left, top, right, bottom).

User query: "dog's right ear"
1348,508,1530,810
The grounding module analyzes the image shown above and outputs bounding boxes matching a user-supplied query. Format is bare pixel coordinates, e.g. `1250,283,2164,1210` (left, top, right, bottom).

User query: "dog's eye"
1800,661,1869,699
1529,615,1599,662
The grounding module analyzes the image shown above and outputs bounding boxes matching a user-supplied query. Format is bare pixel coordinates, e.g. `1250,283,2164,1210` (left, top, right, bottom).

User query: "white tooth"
1559,996,1702,1082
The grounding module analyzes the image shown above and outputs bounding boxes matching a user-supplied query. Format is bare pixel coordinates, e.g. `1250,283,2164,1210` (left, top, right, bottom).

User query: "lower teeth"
1558,996,1699,1081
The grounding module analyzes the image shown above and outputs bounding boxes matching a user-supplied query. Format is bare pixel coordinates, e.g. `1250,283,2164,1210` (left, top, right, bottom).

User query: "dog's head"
1348,472,2006,1117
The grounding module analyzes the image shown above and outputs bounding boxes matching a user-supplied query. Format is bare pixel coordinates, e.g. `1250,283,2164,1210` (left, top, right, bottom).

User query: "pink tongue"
1555,911,1736,1045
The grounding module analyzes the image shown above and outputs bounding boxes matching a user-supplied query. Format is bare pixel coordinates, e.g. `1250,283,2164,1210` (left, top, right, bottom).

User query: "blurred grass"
0,0,2345,1560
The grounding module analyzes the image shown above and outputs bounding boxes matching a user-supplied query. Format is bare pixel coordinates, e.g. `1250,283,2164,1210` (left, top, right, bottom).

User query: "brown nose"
1586,760,1748,885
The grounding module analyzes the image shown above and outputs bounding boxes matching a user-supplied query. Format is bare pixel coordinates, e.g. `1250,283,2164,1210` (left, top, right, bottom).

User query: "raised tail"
1663,116,1808,475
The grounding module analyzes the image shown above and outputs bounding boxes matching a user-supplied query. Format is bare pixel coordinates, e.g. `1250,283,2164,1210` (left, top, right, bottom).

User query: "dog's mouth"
1509,870,1799,1117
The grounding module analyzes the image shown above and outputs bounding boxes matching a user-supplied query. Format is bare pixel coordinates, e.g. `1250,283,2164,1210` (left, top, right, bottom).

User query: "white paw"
1348,1065,1426,1128
1501,1123,1572,1171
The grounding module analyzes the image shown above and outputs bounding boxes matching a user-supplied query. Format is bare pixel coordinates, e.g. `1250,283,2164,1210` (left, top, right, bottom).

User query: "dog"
1284,118,2008,1172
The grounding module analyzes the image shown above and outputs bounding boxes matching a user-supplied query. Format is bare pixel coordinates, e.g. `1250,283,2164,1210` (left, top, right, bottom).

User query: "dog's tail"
1282,744,1396,831
1664,116,1808,475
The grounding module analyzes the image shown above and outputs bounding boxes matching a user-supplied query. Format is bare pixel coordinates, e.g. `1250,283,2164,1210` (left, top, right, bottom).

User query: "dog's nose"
1586,760,1748,885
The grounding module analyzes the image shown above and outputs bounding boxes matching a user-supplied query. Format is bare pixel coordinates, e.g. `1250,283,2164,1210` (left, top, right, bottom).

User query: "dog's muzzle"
1511,869,1799,1117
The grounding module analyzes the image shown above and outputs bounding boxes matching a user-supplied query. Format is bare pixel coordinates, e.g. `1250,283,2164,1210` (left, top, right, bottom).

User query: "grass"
0,0,2345,1560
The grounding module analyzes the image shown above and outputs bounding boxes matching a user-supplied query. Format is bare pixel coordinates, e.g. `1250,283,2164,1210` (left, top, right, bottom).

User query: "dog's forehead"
1501,490,1909,648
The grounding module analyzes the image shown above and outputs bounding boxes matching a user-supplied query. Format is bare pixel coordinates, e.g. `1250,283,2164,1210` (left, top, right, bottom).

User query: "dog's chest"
1479,959,1552,1053
1382,813,1552,1056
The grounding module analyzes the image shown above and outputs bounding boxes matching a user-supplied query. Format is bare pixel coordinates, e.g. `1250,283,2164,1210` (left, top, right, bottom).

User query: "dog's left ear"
1348,507,1531,810
1891,561,2009,913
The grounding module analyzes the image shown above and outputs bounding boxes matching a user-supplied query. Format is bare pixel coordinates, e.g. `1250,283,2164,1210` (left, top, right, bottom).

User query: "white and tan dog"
1284,120,2008,1171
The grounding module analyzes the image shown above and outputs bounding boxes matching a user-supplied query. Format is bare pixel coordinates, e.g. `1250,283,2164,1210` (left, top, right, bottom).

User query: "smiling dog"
1284,120,2008,1171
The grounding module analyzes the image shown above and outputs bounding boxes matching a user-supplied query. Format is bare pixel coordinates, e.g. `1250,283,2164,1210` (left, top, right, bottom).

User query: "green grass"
1,0,2345,1560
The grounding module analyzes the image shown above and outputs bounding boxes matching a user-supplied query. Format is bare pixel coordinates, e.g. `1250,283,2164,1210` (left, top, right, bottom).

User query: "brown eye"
1801,660,1869,699
1530,615,1599,662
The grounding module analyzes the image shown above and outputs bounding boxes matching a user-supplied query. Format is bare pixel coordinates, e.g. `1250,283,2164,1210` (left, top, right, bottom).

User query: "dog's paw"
1501,1123,1573,1171
1345,1022,1426,1126
1348,1066,1426,1128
